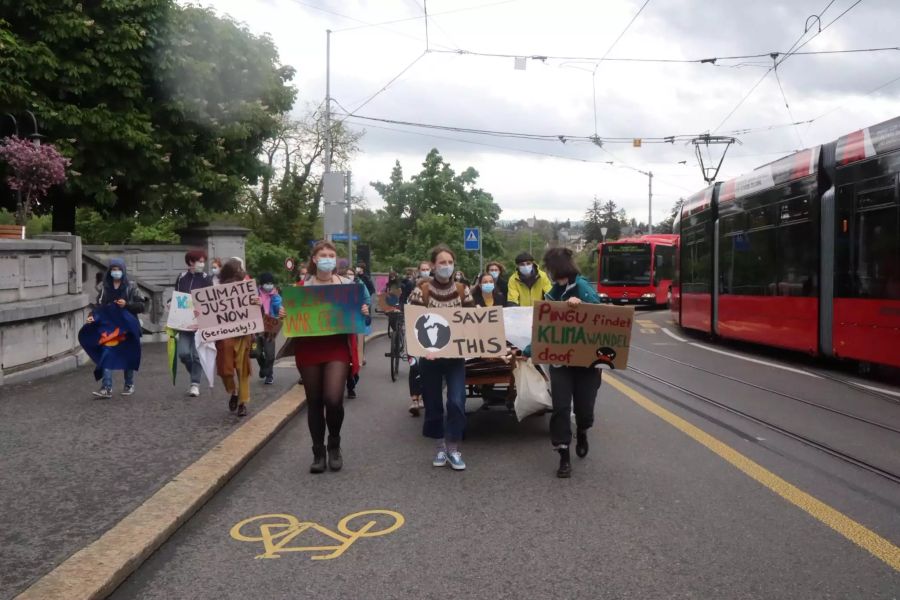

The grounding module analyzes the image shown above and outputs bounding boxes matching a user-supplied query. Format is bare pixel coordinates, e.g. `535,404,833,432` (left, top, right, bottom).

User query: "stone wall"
0,235,90,386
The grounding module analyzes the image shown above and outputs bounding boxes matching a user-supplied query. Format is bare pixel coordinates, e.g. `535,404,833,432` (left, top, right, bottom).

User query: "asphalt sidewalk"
0,339,297,599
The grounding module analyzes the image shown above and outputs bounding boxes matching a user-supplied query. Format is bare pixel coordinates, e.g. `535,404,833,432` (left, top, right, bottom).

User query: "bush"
245,232,295,286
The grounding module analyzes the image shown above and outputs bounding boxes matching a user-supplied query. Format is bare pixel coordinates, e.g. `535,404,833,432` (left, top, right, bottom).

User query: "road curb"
15,331,386,600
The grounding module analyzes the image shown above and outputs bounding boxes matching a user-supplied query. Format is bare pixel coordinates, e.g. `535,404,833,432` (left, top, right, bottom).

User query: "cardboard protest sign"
530,301,635,369
192,280,264,343
166,291,198,331
404,305,506,359
280,284,366,338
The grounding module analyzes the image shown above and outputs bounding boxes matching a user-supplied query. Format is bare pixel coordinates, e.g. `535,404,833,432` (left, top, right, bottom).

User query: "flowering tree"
0,136,70,226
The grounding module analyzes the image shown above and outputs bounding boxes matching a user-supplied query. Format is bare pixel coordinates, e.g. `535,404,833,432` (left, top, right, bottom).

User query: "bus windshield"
600,244,652,285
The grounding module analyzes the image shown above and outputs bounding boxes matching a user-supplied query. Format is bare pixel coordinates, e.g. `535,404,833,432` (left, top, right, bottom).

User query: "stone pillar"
180,224,251,265
37,232,83,294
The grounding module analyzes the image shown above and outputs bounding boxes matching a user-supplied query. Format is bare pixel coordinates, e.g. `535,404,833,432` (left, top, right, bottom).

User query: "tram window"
854,206,900,299
856,186,895,210
780,195,810,223
777,219,817,296
730,226,777,296
682,226,711,293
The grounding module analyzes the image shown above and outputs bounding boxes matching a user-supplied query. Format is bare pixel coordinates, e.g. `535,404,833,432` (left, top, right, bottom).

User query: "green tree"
0,1,296,228
367,149,502,274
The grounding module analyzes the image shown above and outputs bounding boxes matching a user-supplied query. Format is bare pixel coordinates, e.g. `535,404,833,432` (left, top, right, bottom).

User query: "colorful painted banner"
192,280,264,343
166,291,198,331
404,305,506,359
530,301,635,369
79,305,143,379
280,283,366,338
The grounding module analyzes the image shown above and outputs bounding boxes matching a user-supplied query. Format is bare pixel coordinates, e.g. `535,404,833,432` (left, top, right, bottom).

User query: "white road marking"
661,327,688,342
689,343,821,378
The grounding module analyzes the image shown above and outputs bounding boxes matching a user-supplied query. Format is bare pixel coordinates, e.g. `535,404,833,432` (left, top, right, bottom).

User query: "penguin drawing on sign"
589,346,617,369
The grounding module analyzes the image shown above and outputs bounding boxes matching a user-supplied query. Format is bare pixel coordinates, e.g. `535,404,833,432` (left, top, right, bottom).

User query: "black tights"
300,361,350,448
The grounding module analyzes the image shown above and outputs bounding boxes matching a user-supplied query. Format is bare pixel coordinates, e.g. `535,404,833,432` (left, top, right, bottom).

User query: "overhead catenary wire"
332,0,524,33
591,0,651,134
712,0,864,133
341,52,429,119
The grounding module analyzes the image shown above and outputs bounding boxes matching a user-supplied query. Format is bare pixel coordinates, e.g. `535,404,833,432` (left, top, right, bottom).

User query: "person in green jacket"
522,247,603,479
506,251,552,307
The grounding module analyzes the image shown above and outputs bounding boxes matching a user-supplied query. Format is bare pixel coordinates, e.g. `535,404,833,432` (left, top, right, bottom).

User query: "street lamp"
600,226,608,243
528,215,535,255
602,161,653,234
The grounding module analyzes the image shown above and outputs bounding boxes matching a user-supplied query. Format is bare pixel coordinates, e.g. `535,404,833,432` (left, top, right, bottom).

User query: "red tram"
597,234,678,306
671,115,900,369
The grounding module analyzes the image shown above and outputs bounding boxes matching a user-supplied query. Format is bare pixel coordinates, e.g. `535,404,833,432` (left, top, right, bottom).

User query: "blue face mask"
482,282,495,294
110,270,123,280
436,265,454,280
488,270,500,279
419,270,431,278
316,257,336,273
518,264,533,276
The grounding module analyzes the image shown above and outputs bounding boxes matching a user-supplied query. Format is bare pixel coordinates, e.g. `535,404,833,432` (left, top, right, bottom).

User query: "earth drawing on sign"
414,313,451,351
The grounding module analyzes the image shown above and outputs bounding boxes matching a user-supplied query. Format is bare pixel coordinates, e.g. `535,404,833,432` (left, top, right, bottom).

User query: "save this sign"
192,280,264,343
530,301,635,369
404,305,506,359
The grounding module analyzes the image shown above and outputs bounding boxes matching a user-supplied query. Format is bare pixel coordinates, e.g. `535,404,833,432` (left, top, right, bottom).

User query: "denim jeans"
102,369,134,390
177,331,203,384
419,358,466,442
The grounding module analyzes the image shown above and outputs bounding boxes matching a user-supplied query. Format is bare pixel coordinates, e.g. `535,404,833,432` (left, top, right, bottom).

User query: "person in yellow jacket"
506,251,552,306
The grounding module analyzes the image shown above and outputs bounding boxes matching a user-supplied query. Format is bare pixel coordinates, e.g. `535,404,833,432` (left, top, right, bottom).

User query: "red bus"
672,114,900,369
597,234,678,307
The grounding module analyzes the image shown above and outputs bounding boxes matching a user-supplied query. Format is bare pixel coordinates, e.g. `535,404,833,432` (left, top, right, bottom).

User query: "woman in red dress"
294,241,369,473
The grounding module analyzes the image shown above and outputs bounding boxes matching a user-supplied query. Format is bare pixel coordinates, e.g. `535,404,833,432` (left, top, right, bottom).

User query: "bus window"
600,244,651,285
654,245,675,284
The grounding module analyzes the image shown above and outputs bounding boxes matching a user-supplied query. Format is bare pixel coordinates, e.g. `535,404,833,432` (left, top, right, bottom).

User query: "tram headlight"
599,293,609,298
641,293,656,299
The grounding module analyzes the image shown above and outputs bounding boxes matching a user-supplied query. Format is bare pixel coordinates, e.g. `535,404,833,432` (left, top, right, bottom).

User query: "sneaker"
432,450,448,467
121,385,135,396
447,451,466,471
417,399,425,410
264,375,274,385
347,389,357,399
188,384,200,397
409,400,420,417
237,403,248,418
92,387,112,399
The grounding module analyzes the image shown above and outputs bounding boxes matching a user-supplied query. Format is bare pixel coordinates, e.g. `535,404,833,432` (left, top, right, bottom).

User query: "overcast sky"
203,0,900,223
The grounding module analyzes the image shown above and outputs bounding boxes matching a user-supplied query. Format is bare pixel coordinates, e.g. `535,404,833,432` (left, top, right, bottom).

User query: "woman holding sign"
215,259,258,418
522,247,602,478
296,241,370,474
408,245,475,471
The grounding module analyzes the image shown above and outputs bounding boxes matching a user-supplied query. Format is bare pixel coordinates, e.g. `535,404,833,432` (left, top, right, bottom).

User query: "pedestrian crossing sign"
464,227,480,251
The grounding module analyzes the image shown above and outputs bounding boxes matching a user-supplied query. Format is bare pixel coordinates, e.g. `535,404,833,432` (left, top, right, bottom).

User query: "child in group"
256,272,283,385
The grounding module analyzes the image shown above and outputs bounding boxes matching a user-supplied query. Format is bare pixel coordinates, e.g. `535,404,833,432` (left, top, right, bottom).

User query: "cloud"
203,0,900,224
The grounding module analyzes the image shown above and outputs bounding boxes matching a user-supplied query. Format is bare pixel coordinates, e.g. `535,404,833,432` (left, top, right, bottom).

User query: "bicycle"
385,310,406,382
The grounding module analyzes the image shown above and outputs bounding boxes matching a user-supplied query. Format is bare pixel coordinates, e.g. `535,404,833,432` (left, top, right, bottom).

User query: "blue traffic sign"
464,227,480,251
331,233,359,242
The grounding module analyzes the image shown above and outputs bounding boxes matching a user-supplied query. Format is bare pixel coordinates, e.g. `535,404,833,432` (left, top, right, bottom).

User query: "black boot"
310,446,326,474
575,430,589,458
327,436,343,471
556,447,572,478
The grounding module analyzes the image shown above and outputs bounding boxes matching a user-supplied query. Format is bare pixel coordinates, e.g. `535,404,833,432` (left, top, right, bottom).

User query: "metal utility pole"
346,171,353,268
324,29,332,174
648,171,653,234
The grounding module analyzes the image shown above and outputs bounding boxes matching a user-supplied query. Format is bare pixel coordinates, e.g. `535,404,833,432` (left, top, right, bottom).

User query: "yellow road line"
606,374,900,572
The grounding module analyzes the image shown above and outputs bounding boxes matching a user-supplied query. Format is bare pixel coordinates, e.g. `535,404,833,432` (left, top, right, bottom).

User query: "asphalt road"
0,341,295,599
111,321,900,600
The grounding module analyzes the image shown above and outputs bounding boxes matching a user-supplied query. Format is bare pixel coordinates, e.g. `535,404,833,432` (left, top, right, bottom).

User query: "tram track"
632,345,900,434
622,365,900,486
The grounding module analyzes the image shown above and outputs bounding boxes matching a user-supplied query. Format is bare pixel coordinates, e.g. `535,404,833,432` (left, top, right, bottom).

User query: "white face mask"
194,262,206,271
518,264,533,276
211,267,220,275
262,283,275,292
435,264,454,280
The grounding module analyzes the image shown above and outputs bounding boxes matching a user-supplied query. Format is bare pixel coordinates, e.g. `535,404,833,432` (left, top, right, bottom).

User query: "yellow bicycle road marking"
606,375,900,572
230,509,405,560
